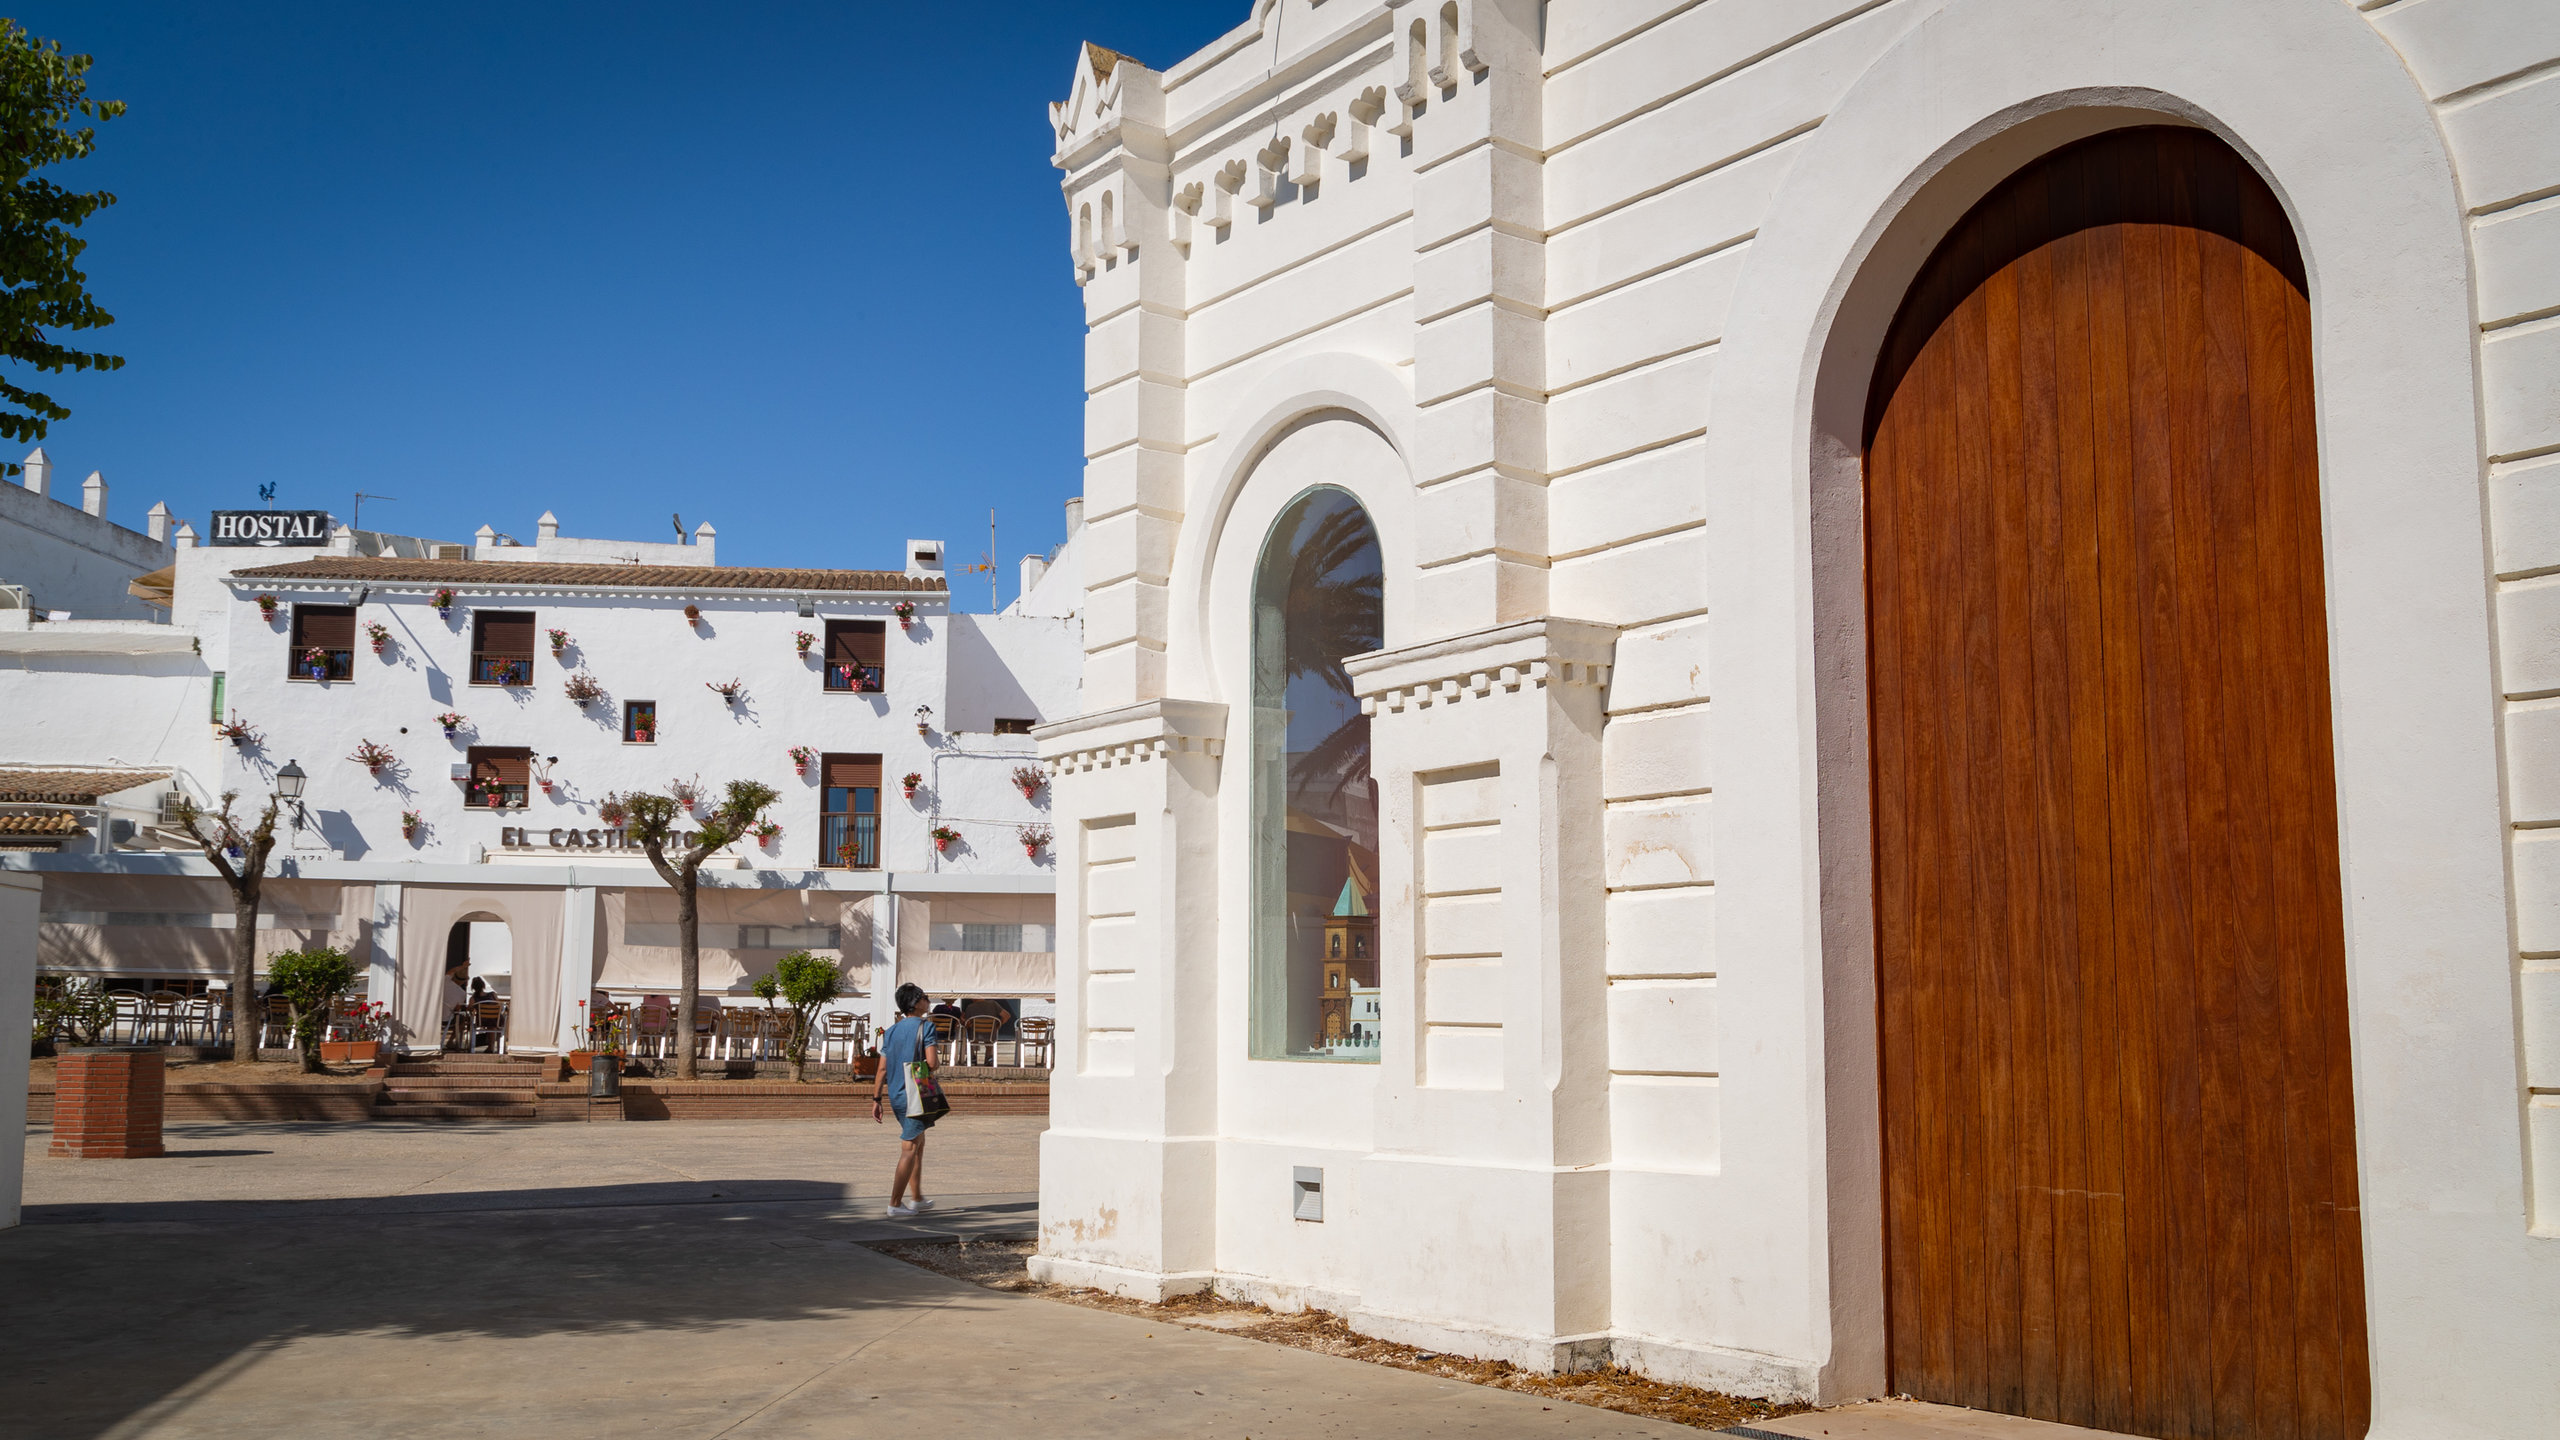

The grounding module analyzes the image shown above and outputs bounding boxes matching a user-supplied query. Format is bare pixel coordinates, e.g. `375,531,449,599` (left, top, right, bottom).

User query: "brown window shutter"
292,605,356,648
825,620,886,664
822,754,882,790
474,611,535,655
468,746,531,785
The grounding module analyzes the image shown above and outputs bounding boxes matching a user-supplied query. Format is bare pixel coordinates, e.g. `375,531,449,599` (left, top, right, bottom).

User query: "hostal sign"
211,510,334,547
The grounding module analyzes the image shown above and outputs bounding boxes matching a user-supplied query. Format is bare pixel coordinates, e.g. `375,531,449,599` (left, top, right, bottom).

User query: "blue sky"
9,2,1246,608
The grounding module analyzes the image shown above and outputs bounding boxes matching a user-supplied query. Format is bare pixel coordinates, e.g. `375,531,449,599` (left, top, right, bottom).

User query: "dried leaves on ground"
873,1237,1810,1434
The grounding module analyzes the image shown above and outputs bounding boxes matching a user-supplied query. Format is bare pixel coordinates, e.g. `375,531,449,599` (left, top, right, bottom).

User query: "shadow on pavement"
0,1178,1035,1439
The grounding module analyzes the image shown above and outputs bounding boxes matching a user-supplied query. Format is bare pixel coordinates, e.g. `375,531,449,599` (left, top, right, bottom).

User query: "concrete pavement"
6,1119,1698,1439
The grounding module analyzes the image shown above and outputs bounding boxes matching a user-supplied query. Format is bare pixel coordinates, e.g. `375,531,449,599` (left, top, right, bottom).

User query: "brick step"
382,1072,544,1087
370,1101,537,1121
382,1087,534,1104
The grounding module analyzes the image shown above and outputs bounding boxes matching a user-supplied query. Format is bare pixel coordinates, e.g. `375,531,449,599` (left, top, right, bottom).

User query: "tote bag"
902,1053,950,1121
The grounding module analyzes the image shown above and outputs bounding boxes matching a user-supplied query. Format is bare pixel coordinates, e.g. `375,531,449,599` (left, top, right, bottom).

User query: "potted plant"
793,629,816,656
349,739,396,775
669,776,702,813
320,1000,388,1065
547,627,572,655
1019,824,1053,858
1011,765,1046,800
401,810,423,843
706,678,745,705
255,594,280,621
598,793,628,827
788,744,816,775
752,820,781,846
269,946,358,1074
300,646,332,680
930,824,961,854
901,771,923,800
564,671,608,707
435,710,468,737
683,603,702,626
752,951,842,1082
431,588,455,613
219,716,263,748
892,600,917,630
366,620,392,655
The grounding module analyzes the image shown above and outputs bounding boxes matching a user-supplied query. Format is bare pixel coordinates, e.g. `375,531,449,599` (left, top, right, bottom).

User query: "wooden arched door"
1864,128,2369,1440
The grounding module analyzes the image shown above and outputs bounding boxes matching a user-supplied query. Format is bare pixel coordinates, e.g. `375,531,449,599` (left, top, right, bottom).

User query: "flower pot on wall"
318,1040,379,1065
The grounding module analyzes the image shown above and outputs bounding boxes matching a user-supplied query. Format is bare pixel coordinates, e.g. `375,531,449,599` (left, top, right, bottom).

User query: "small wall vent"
1291,1166,1324,1223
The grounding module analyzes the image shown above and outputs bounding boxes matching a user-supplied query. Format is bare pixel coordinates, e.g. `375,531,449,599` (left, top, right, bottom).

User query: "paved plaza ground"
7,1118,2147,1440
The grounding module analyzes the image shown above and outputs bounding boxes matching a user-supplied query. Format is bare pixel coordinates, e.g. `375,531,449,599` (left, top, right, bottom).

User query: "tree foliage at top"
0,21,122,464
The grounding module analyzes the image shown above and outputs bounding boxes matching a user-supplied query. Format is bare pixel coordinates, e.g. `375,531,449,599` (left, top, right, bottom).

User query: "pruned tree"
171,791,281,1062
753,950,842,1083
266,946,357,1075
0,20,126,465
626,778,779,1079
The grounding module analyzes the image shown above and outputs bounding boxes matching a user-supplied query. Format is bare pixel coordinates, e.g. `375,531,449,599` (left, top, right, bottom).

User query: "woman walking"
871,982,941,1218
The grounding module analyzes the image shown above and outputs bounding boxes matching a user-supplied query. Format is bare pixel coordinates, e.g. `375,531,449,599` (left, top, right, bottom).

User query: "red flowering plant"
218,715,263,747
793,630,816,656
787,745,816,773
900,771,923,799
431,588,455,612
929,824,961,853
1019,825,1052,858
255,594,280,620
401,810,423,841
435,711,468,736
1011,765,1046,800
365,621,392,655
752,820,781,845
892,600,917,628
547,627,572,654
348,739,397,774
597,793,628,827
331,1000,390,1043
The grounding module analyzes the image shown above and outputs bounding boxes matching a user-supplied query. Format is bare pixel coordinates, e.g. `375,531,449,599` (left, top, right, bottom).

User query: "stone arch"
1687,0,2508,1421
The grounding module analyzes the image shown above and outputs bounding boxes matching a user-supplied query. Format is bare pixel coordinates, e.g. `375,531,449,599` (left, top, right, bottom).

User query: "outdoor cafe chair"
690,1003,722,1061
176,993,217,1046
633,998,673,1059
105,991,145,1044
467,998,507,1054
1016,1016,1053,1070
962,1014,999,1067
262,994,295,1049
144,990,187,1045
818,1012,861,1064
927,1012,960,1066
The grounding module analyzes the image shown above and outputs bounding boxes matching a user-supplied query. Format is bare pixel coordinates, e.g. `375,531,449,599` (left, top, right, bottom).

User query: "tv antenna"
353,492,397,532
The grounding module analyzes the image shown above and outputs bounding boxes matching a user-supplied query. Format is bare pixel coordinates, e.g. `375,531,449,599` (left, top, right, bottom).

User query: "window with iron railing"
821,753,881,868
471,611,535,687
464,746,531,809
823,620,886,692
288,605,356,682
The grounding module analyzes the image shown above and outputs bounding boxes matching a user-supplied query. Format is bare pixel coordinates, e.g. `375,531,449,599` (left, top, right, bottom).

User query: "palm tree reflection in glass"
1251,487,1384,1059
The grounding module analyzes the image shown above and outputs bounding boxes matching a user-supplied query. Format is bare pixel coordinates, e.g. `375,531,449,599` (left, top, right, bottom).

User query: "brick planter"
48,1047,166,1159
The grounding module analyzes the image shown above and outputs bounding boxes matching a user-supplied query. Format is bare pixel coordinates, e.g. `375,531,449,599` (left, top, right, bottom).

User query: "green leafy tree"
266,947,357,1074
171,792,282,1062
0,21,124,463
626,779,779,1080
752,951,842,1083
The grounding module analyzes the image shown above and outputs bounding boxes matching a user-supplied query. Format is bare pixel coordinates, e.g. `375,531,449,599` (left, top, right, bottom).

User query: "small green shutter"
210,672,226,723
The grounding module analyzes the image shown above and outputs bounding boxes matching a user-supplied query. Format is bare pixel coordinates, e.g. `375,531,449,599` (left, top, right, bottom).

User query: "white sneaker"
909,1196,937,1212
887,1203,919,1218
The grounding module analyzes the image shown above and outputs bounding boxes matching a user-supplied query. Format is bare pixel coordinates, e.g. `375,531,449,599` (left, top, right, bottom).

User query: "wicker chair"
466,998,507,1054
817,1011,864,1064
1016,1016,1054,1070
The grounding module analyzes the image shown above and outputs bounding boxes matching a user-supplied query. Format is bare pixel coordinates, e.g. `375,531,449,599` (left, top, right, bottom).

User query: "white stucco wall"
0,458,173,623
1033,1,2560,1432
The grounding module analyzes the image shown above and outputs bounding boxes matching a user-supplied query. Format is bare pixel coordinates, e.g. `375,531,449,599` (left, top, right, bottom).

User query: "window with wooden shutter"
464,745,531,809
820,753,882,867
471,611,535,686
288,605,356,682
822,620,886,692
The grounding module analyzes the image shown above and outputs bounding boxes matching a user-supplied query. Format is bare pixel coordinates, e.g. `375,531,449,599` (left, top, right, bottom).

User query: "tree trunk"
674,873,699,1080
231,890,261,1062
294,1004,323,1074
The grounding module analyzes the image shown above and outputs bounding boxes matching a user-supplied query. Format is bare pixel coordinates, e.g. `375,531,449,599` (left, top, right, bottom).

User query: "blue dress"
880,1015,936,1139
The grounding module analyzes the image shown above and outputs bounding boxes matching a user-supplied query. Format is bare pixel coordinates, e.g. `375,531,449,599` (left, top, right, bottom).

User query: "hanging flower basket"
1011,765,1046,800
564,672,608,707
597,793,628,827
901,771,923,800
1019,825,1053,858
401,810,423,842
669,777,702,812
788,745,816,774
349,739,397,774
219,716,262,748
707,678,745,704
366,621,392,656
435,710,468,737
751,821,781,846
547,627,572,655
793,630,816,656
431,588,455,613
892,600,917,630
255,594,280,621
929,824,961,854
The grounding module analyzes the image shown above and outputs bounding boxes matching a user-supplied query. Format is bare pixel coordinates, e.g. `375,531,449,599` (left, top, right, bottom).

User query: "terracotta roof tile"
225,557,946,593
0,811,86,836
0,768,170,804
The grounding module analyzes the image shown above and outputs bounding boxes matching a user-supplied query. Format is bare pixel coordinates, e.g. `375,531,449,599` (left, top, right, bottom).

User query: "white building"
0,448,174,623
8,505,1084,1052
1026,4,2560,1438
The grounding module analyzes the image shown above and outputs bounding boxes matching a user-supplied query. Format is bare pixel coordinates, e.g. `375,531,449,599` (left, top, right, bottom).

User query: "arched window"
1251,486,1383,1060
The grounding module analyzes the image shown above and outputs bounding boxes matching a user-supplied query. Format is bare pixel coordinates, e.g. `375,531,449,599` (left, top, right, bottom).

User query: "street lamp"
275,759,308,835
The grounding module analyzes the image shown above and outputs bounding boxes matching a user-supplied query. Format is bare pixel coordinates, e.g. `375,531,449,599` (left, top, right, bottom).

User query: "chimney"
172,522,197,549
328,524,358,556
82,470,106,518
473,523,497,557
146,502,171,544
22,447,50,497
537,510,559,542
692,521,716,563
1063,495,1085,535
906,539,945,579
1020,553,1049,599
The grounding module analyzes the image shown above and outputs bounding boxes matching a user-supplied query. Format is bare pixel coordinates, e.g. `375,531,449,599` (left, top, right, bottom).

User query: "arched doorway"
444,914,512,1050
1863,128,2367,1439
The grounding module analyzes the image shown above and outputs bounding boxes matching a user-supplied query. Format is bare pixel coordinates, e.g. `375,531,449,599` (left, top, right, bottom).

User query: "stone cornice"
1036,698,1229,773
1347,617,1619,716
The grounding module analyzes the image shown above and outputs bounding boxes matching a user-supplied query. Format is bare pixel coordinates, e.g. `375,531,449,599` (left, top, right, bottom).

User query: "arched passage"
1863,126,2367,1439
